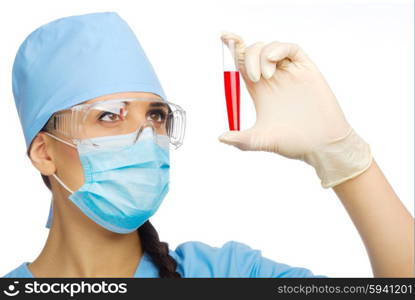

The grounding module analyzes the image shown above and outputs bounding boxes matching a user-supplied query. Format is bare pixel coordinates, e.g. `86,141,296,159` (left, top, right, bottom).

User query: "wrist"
302,128,373,188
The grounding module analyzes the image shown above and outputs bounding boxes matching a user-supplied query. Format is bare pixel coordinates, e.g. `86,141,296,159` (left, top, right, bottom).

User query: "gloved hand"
218,32,372,188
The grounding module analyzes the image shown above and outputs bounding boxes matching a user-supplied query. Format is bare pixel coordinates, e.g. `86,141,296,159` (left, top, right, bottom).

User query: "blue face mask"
47,127,170,234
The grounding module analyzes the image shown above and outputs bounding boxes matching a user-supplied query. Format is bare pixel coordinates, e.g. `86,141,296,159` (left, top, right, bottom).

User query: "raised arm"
218,32,414,277
334,160,414,277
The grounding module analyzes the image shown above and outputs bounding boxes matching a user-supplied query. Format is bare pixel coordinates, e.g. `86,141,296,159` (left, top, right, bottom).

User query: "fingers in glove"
264,42,309,67
260,41,282,79
220,31,246,62
218,128,256,151
220,32,251,81
245,42,265,83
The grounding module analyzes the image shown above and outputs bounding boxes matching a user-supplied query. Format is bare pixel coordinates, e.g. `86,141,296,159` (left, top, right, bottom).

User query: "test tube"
222,39,240,131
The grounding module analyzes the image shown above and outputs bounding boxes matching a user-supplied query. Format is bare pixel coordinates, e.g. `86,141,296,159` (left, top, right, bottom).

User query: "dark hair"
27,121,181,278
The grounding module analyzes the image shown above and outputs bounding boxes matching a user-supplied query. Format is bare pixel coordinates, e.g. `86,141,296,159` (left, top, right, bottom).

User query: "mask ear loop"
51,173,74,194
45,173,74,229
42,132,76,194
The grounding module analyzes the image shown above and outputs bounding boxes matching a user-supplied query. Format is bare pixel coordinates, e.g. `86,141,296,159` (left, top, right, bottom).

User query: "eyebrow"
149,102,168,108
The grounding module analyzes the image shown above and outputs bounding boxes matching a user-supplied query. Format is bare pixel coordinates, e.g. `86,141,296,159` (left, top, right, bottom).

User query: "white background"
0,0,413,277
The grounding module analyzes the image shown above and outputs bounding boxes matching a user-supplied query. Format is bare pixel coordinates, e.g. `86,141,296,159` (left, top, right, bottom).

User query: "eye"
98,111,122,122
147,109,167,122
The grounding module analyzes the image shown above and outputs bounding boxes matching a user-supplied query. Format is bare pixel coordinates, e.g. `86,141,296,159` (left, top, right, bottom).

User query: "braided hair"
138,220,181,278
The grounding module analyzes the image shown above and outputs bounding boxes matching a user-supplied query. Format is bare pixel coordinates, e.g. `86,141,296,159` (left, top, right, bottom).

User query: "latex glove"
218,32,372,188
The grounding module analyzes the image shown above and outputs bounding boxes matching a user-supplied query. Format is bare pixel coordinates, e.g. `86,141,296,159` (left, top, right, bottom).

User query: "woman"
3,12,413,278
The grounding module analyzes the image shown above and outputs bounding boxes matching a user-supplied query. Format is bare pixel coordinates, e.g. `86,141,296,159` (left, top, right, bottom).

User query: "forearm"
333,159,414,277
218,33,413,277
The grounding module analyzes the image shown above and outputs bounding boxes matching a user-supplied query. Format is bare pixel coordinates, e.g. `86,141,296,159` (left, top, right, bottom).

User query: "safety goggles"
43,97,186,150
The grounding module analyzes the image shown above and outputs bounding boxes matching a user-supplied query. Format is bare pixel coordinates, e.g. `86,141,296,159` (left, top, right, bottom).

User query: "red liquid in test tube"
222,39,240,131
223,71,240,131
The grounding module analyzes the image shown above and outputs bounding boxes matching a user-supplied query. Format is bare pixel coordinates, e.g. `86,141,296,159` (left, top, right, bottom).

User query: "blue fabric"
2,241,327,278
68,131,170,234
12,11,166,149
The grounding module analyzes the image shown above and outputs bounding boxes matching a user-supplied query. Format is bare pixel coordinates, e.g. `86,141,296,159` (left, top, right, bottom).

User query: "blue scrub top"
3,241,326,278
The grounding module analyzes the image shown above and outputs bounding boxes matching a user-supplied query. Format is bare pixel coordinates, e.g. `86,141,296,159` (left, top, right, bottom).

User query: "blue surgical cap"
12,12,167,229
12,11,166,150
